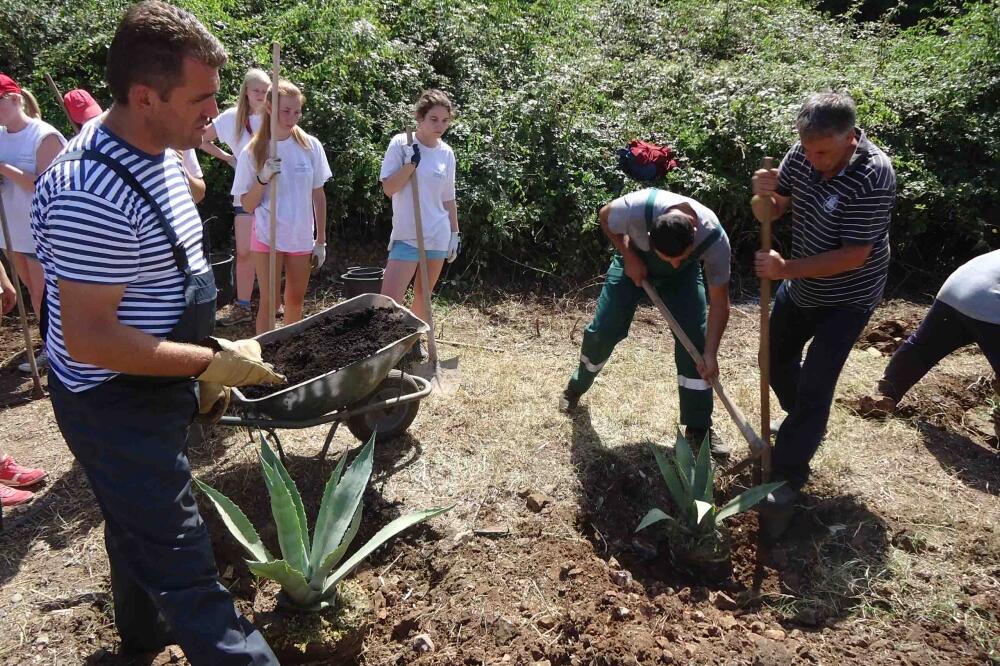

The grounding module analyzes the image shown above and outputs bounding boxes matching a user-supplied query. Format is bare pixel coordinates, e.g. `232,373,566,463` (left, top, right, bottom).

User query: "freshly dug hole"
242,307,417,399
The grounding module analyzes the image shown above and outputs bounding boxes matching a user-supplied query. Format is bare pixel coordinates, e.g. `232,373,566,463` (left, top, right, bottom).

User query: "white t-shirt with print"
379,133,456,252
232,132,332,253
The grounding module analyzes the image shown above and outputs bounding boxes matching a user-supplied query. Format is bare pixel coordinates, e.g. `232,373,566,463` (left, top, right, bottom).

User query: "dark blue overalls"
43,150,277,664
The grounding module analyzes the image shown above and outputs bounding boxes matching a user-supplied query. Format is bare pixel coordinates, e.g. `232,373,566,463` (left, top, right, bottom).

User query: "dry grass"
0,291,997,663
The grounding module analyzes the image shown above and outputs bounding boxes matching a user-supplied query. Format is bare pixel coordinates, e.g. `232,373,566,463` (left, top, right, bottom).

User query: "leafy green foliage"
195,431,450,610
3,0,996,283
636,430,783,557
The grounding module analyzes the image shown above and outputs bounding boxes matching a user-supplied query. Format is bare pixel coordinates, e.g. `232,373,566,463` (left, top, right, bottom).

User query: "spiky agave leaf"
248,559,319,608
673,428,695,491
694,500,715,527
259,432,309,567
193,478,272,564
307,432,375,581
309,505,362,588
716,481,786,523
651,444,692,520
259,444,310,575
320,506,452,598
636,507,670,532
692,431,714,505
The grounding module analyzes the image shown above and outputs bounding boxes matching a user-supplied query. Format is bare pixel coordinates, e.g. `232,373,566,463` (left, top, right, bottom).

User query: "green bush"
2,0,996,287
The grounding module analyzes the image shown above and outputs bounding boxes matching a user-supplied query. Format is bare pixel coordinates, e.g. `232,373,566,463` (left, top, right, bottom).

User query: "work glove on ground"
258,157,282,184
311,242,327,270
403,143,421,167
197,337,285,387
447,231,461,263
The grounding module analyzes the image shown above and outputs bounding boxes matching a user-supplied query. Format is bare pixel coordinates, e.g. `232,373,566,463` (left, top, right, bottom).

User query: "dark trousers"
48,373,277,665
879,299,1000,402
769,282,873,489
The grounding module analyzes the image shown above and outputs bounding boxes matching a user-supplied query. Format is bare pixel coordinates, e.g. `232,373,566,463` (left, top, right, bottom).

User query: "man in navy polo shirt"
751,92,896,530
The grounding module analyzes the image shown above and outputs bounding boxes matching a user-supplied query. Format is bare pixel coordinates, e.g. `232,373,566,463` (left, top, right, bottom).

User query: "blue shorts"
388,241,448,262
233,205,250,216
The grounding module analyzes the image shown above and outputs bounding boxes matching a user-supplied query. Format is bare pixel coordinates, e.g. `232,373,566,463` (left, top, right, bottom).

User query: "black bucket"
211,253,235,309
341,266,384,299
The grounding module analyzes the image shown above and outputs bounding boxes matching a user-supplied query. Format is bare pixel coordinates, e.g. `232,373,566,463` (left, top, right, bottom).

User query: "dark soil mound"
242,307,416,399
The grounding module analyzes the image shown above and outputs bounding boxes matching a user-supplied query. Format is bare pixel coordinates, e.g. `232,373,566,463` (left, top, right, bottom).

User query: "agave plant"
195,432,450,610
636,430,784,561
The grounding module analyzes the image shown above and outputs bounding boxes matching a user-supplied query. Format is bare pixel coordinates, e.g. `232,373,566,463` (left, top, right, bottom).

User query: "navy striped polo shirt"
30,121,208,392
777,130,896,311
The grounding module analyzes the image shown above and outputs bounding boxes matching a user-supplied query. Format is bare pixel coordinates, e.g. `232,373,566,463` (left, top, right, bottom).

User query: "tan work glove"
196,382,231,423
197,337,286,387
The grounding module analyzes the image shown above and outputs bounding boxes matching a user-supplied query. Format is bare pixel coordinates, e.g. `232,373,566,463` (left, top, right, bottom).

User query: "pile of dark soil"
242,307,416,399
858,316,921,356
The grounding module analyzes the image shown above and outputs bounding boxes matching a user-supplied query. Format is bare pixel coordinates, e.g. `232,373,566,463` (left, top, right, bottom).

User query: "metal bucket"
211,253,235,309
341,266,384,299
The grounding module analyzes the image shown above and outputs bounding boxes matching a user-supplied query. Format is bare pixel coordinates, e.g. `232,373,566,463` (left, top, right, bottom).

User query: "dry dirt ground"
0,285,997,665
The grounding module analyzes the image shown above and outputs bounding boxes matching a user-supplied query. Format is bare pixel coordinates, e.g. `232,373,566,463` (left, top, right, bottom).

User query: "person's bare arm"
751,167,792,220
698,282,731,381
59,279,213,376
198,123,236,167
755,244,872,280
0,134,64,192
599,204,647,286
312,187,327,245
381,162,417,197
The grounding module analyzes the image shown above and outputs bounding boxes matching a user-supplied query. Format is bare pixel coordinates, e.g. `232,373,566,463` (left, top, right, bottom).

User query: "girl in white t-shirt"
0,74,66,319
200,68,268,325
232,79,331,334
379,90,461,343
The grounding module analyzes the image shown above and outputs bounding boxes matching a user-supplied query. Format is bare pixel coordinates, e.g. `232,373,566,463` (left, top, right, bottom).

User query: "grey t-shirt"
607,188,732,286
937,250,1000,325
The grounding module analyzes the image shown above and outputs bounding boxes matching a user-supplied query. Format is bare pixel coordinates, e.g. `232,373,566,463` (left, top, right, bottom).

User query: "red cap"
0,73,22,97
63,89,103,125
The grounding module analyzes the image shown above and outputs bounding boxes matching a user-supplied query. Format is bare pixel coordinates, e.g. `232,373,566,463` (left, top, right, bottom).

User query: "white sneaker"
18,350,48,374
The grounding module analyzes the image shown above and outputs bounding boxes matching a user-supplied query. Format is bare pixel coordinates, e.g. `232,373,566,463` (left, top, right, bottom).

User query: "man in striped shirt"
752,93,896,525
30,2,281,663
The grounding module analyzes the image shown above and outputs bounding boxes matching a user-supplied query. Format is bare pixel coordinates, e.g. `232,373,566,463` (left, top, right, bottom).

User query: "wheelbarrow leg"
318,422,340,462
264,429,287,464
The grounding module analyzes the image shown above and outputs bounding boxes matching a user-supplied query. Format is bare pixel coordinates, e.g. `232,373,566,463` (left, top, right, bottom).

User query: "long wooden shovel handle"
43,74,76,131
405,128,438,365
0,192,44,397
266,43,280,332
641,279,766,456
753,156,776,482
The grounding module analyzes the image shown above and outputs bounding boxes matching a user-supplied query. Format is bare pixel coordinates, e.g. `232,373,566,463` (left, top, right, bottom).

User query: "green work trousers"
568,253,712,429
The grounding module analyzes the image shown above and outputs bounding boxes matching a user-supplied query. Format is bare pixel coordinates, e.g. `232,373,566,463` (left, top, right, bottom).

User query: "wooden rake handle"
752,156,777,481
641,280,767,456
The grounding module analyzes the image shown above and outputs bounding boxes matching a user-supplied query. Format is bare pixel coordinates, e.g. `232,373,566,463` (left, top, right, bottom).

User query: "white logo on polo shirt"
824,194,840,212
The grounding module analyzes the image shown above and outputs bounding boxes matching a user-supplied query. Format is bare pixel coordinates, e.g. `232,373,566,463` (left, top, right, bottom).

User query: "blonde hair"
5,89,43,119
413,89,453,121
247,79,309,171
234,68,269,138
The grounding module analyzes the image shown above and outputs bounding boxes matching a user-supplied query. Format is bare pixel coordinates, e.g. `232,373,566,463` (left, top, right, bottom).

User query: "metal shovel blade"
409,353,460,395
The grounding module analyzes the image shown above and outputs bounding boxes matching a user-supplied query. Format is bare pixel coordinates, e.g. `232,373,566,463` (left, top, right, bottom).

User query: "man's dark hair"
650,211,695,257
795,92,856,139
106,0,227,105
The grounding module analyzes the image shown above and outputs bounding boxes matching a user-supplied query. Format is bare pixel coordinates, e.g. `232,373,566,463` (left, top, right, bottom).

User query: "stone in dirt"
609,569,632,588
718,614,739,631
763,629,787,641
712,591,739,611
526,493,552,513
242,307,417,399
412,633,435,653
612,606,632,621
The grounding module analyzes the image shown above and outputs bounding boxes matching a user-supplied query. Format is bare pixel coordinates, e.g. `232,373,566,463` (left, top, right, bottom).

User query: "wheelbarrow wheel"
345,370,421,443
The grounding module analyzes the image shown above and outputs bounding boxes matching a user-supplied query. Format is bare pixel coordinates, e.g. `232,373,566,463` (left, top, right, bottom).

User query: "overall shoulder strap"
48,149,191,276
689,226,722,260
643,188,660,231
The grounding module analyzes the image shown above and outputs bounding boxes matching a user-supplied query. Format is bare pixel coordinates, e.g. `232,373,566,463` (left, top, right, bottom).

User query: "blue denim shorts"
388,241,447,261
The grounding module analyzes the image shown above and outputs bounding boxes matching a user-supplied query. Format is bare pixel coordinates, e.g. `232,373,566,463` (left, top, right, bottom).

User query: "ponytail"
20,89,41,119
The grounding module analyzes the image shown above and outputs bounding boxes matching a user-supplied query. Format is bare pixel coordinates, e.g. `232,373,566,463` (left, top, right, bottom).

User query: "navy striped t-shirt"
777,130,896,311
30,121,208,392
